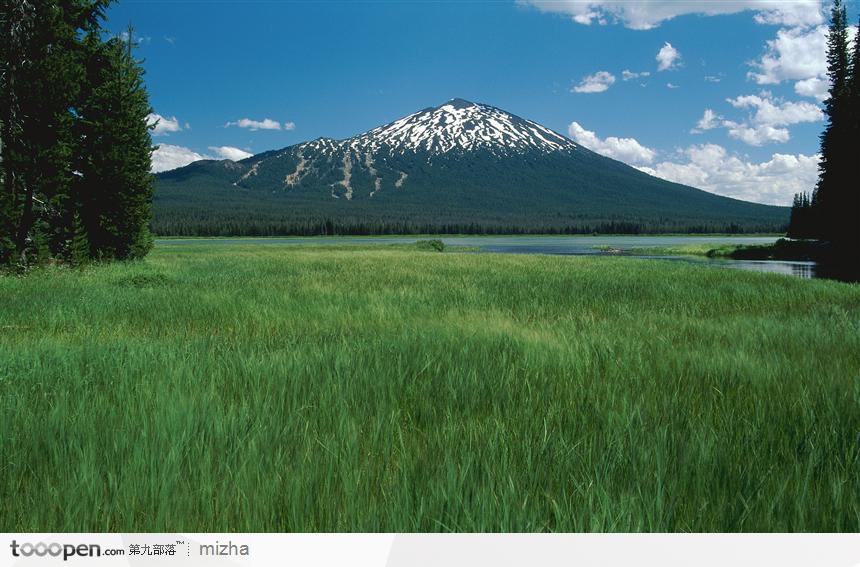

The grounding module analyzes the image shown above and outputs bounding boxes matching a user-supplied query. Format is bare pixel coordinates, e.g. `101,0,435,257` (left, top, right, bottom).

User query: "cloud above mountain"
568,121,656,164
209,146,253,161
638,143,819,204
151,144,209,172
152,145,253,172
225,118,294,131
690,91,822,146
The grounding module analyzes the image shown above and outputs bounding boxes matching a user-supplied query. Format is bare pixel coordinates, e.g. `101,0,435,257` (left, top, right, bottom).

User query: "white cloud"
568,121,656,165
690,92,822,145
146,113,182,136
208,146,253,161
283,121,296,131
727,93,822,126
666,82,680,89
622,69,650,81
656,42,681,71
691,109,721,133
747,25,857,102
724,122,791,145
749,25,828,85
152,144,258,172
721,92,822,145
638,143,819,205
572,71,616,93
225,118,284,131
749,25,855,101
794,76,828,101
151,144,212,173
704,75,722,83
519,0,822,30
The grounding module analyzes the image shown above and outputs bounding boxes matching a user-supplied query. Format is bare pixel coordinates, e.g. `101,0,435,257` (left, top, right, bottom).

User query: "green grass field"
1,243,859,532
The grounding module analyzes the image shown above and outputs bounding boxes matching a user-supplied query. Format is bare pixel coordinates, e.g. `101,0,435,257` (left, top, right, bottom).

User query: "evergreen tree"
788,191,816,239
1,2,78,265
845,17,860,251
814,0,851,243
1,0,37,266
76,26,154,260
1,1,156,268
0,1,113,267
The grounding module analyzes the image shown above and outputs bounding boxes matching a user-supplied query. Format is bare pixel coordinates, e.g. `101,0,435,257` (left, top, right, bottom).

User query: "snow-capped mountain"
296,98,574,160
234,98,580,200
155,98,788,235
344,98,574,156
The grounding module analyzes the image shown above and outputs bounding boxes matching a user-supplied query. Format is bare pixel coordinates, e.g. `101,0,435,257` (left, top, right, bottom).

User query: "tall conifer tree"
846,17,860,252
0,0,36,264
76,26,153,260
0,0,114,267
814,0,851,243
2,1,157,267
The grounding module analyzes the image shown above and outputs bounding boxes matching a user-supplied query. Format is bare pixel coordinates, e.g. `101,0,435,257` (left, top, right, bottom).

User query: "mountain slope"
154,99,788,235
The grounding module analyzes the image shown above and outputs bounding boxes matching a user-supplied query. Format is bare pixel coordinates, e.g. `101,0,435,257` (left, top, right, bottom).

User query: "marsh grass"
611,243,739,257
1,244,859,531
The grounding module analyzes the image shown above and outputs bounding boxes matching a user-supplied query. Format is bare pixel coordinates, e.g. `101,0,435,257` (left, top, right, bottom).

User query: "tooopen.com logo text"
10,540,125,561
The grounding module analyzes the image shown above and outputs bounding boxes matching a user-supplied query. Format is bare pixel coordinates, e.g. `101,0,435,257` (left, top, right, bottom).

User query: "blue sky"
107,0,858,205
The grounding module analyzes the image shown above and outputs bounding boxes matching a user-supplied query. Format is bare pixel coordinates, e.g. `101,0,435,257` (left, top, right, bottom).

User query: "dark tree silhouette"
1,1,154,268
76,26,154,260
814,0,849,239
790,1,859,256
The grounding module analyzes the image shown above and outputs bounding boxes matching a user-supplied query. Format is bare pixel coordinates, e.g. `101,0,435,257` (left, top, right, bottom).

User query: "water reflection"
713,259,818,279
635,256,859,283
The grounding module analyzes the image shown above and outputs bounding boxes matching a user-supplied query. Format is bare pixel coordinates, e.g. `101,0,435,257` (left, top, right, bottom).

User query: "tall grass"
1,244,858,531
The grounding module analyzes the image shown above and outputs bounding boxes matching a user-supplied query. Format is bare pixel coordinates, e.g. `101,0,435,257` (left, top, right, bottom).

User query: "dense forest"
154,142,789,237
789,0,860,257
0,0,153,269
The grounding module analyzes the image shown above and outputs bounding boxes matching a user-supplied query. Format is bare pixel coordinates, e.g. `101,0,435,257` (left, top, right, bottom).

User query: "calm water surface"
156,235,834,280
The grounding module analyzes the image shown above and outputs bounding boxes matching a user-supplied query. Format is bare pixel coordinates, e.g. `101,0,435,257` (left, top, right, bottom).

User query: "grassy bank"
598,243,740,257
1,244,859,531
620,238,833,260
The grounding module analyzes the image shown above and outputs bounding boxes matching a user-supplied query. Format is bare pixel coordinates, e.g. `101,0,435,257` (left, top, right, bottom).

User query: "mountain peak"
340,98,575,156
441,97,477,110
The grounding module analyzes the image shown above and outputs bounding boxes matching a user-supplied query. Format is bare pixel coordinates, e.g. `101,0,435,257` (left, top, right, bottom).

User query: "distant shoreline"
154,233,785,241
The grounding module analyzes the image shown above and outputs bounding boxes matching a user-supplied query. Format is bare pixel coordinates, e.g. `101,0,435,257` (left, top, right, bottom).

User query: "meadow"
1,243,858,532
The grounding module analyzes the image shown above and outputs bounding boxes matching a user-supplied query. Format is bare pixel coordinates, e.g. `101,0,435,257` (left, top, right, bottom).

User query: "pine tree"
0,0,37,266
789,191,817,239
845,17,860,253
789,193,802,237
3,2,79,264
814,0,851,243
76,26,154,260
0,1,113,267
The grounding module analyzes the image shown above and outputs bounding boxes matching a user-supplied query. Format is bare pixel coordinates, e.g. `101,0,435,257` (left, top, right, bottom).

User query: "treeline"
0,0,154,269
153,217,782,237
788,0,859,255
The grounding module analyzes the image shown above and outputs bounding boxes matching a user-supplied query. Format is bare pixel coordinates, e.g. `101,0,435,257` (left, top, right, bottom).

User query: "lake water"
155,235,833,280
